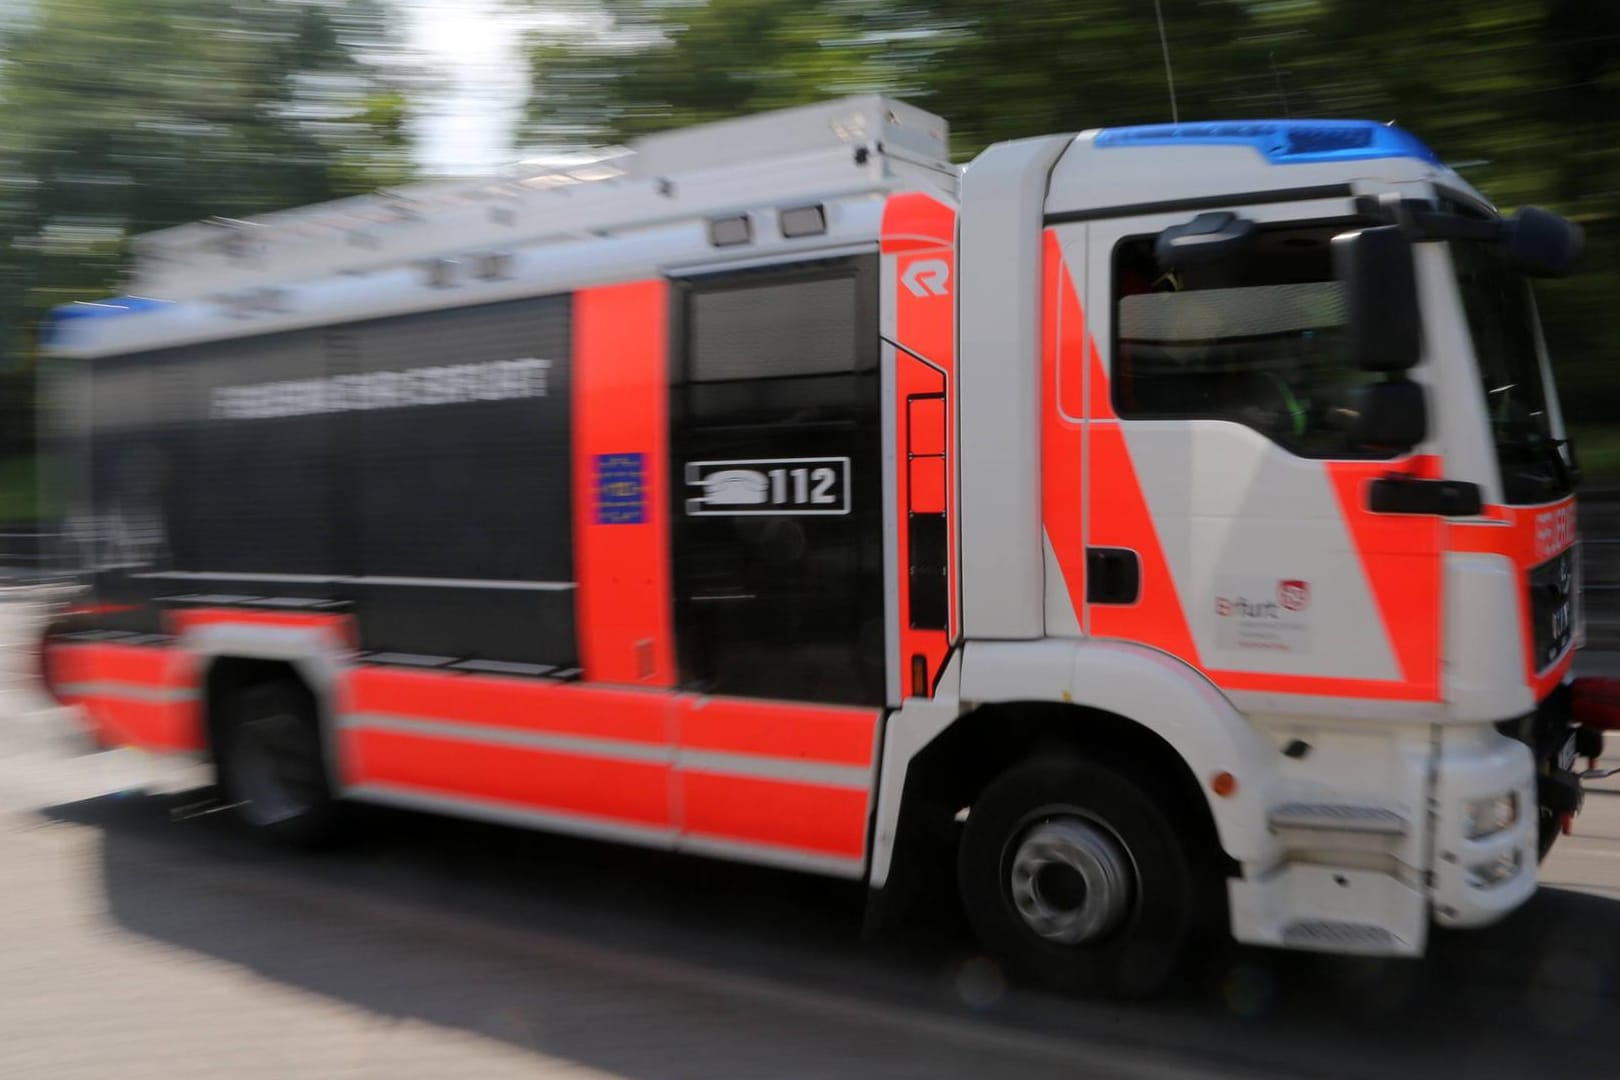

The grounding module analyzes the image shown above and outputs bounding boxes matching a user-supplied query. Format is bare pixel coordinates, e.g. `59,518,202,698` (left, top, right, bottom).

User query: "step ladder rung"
1269,803,1409,835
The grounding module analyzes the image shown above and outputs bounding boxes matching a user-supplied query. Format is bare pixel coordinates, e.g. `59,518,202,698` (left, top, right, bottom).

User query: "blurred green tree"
518,0,1620,424
518,0,1271,156
0,0,418,488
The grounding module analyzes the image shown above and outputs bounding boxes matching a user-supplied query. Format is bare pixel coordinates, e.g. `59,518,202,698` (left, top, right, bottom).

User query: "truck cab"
879,116,1589,991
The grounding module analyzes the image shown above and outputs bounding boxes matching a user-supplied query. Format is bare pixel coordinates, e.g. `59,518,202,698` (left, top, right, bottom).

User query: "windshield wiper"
1496,429,1580,491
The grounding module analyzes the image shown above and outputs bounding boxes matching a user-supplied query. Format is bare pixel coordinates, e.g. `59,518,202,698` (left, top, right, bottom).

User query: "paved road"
6,593,1620,1078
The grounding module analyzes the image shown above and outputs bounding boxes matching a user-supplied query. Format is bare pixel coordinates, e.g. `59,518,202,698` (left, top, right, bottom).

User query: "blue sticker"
595,453,646,524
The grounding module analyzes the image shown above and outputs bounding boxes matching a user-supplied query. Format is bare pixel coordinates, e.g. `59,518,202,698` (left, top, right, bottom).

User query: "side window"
1112,225,1392,459
689,273,861,381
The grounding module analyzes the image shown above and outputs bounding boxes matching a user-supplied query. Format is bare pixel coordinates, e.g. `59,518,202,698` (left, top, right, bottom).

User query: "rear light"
36,622,67,705
1572,677,1620,731
35,603,95,706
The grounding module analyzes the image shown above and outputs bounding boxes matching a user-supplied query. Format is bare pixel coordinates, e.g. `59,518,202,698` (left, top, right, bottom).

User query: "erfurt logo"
1534,504,1576,561
1215,596,1281,619
1215,575,1312,654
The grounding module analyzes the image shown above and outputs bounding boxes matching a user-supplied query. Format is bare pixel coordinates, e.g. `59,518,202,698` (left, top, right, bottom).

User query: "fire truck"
36,97,1600,997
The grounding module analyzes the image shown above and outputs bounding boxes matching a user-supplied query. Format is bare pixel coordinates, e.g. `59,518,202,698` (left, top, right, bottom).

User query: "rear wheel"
958,756,1198,999
215,680,340,848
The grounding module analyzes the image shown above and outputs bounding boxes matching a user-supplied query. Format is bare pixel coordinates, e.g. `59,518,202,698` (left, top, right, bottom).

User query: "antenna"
1153,0,1180,123
1270,51,1292,118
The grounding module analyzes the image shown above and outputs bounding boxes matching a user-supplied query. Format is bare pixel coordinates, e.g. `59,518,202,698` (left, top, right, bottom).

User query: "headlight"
1467,848,1524,889
1464,792,1519,840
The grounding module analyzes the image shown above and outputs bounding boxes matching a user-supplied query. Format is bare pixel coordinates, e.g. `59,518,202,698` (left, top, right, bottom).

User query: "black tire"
958,755,1197,999
214,679,341,849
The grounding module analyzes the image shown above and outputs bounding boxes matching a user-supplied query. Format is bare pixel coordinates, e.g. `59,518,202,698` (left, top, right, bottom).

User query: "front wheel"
958,756,1198,999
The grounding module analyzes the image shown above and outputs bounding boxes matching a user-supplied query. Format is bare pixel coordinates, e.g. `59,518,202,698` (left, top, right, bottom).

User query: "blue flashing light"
1093,120,1441,167
41,296,168,348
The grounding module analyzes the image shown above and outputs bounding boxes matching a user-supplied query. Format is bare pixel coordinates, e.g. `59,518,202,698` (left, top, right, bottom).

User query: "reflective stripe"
677,833,865,879
343,712,873,788
348,668,669,746
48,641,183,686
677,697,877,768
676,750,870,791
360,576,576,592
342,713,670,764
347,727,671,827
55,680,197,704
135,571,336,584
347,782,673,849
135,570,576,591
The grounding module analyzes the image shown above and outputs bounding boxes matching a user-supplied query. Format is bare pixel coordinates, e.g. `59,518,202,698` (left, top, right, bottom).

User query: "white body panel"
1122,423,1402,681
960,638,1280,862
131,96,954,303
955,135,1074,640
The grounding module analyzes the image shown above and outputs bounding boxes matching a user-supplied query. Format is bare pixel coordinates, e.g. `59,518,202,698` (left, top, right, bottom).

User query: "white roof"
129,96,955,303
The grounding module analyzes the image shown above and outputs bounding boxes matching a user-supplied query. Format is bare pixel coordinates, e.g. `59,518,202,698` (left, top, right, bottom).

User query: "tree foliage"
0,0,416,310
519,0,1620,419
0,0,417,469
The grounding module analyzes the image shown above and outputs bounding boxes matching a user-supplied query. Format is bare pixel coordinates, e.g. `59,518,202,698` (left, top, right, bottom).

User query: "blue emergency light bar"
40,296,167,347
1093,120,1441,167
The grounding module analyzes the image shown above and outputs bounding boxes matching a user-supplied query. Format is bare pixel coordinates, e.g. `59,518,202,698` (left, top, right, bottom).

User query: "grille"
1529,547,1576,671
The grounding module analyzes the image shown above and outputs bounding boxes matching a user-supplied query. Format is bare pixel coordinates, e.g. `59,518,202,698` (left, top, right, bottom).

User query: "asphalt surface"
7,592,1620,1078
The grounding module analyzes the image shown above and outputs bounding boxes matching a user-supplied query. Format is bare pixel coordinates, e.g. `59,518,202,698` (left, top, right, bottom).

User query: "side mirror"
1333,225,1422,372
1155,212,1256,270
1503,206,1583,278
1352,379,1428,453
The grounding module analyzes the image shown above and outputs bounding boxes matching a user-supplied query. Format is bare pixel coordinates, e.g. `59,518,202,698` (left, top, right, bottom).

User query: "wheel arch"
183,621,347,790
867,639,1281,932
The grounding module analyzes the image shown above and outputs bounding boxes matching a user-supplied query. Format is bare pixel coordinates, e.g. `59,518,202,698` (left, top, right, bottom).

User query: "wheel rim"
1007,815,1135,945
231,710,320,827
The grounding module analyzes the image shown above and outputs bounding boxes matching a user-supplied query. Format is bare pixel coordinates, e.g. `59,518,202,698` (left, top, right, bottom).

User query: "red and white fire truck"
36,97,1600,996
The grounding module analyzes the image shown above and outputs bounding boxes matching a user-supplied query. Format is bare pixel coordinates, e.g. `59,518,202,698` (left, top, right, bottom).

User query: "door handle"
1086,547,1141,605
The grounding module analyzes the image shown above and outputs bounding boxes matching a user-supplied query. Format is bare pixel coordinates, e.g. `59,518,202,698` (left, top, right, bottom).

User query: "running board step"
1281,920,1400,953
1268,803,1409,835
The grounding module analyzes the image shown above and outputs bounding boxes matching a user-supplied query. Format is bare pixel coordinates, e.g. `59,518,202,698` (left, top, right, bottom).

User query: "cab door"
1058,199,1445,707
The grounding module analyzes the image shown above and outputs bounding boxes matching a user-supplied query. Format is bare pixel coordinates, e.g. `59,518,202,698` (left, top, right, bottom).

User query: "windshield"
1450,239,1574,505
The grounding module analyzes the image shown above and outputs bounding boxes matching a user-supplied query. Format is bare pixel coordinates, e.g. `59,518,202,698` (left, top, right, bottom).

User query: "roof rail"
130,96,954,302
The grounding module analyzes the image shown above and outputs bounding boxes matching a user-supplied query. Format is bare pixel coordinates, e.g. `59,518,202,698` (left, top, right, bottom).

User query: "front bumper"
1431,726,1539,928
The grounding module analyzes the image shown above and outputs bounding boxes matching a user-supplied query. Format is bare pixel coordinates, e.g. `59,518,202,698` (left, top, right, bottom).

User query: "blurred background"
0,8,1618,1073
0,0,1615,537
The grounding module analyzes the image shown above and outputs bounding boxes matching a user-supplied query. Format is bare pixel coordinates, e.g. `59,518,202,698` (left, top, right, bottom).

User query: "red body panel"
572,280,676,687
348,667,669,746
1449,496,1579,699
884,193,958,694
354,729,674,827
